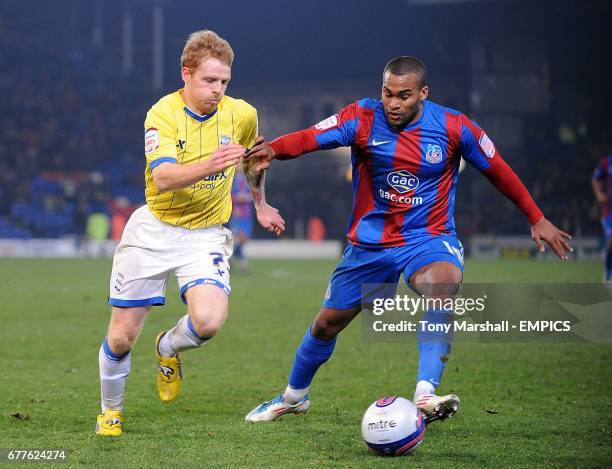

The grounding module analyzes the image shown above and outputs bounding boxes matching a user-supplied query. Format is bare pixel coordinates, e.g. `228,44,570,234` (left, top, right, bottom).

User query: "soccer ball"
361,396,425,456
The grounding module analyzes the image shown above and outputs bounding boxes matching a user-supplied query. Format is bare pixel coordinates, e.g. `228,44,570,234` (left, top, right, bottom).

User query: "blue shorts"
323,235,464,310
230,217,253,238
603,215,612,241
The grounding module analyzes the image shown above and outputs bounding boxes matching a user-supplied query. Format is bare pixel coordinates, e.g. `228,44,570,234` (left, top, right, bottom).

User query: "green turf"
0,258,610,468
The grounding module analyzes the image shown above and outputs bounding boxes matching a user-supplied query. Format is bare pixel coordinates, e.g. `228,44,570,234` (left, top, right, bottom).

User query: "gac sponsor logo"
387,169,419,194
379,189,423,205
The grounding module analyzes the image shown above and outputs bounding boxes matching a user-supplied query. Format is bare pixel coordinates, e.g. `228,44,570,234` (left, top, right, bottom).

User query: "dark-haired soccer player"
592,156,612,281
244,56,573,424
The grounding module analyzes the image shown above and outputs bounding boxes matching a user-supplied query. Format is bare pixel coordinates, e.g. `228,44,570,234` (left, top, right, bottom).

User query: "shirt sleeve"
311,102,359,149
270,102,359,159
144,106,178,170
458,114,498,171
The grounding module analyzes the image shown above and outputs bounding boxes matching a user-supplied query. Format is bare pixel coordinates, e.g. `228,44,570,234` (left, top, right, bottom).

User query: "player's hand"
255,203,285,236
245,136,275,172
206,144,244,174
530,217,573,260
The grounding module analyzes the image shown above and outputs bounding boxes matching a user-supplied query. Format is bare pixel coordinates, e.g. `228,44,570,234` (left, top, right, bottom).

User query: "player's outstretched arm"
245,103,360,171
242,142,285,237
459,115,573,260
153,144,245,192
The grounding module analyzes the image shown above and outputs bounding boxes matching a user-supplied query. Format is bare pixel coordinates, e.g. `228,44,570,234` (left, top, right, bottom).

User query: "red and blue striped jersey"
271,98,542,248
593,155,612,217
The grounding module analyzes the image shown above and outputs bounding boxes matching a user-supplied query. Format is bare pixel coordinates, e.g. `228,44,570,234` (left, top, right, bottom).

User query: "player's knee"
311,316,341,340
106,333,134,355
311,316,330,339
190,310,227,339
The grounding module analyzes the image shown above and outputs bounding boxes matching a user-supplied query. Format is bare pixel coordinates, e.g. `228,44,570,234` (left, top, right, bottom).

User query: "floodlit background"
0,0,610,259
1,2,611,467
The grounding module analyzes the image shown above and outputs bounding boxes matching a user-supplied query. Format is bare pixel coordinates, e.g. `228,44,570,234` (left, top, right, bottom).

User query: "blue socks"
285,309,453,395
417,309,453,387
288,328,337,390
606,247,612,281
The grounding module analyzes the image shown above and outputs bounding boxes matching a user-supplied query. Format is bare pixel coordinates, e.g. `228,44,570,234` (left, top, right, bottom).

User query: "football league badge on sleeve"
425,144,443,164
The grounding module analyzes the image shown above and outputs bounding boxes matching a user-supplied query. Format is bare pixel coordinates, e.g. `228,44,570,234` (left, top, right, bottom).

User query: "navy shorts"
323,235,464,310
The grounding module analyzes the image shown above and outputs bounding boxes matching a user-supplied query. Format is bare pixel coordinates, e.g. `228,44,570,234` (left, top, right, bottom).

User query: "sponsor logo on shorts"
425,144,443,164
443,239,464,264
113,272,125,293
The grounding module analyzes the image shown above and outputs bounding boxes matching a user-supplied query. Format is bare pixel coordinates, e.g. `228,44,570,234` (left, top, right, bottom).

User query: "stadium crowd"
0,8,605,242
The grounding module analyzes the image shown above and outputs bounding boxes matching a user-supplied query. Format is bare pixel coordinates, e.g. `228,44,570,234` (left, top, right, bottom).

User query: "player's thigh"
107,306,151,352
324,244,400,311
403,235,464,297
109,206,172,308
184,284,229,337
408,261,463,297
311,305,362,341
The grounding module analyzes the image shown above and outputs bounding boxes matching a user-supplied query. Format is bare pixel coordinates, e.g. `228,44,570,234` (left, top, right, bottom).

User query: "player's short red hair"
181,30,234,70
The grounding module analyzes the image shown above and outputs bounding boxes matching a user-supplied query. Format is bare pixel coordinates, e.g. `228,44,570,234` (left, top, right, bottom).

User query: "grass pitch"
0,257,610,468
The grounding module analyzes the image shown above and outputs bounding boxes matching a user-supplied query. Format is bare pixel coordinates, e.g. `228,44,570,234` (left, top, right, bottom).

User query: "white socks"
283,385,309,405
99,340,131,412
414,380,435,400
157,314,208,357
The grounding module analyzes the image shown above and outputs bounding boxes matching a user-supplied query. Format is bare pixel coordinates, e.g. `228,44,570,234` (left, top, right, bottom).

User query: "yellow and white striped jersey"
144,89,257,228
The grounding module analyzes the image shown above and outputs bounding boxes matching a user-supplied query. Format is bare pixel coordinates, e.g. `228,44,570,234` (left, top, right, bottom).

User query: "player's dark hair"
384,56,427,87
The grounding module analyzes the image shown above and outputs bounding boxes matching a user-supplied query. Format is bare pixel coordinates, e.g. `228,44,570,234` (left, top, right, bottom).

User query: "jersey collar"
183,105,218,122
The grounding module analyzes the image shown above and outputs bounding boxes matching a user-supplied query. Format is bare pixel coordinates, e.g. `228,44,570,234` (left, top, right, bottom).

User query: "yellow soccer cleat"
155,332,182,402
96,410,124,436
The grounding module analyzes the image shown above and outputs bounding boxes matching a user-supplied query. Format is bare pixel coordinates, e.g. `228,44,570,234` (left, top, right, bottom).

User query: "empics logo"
386,170,419,194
